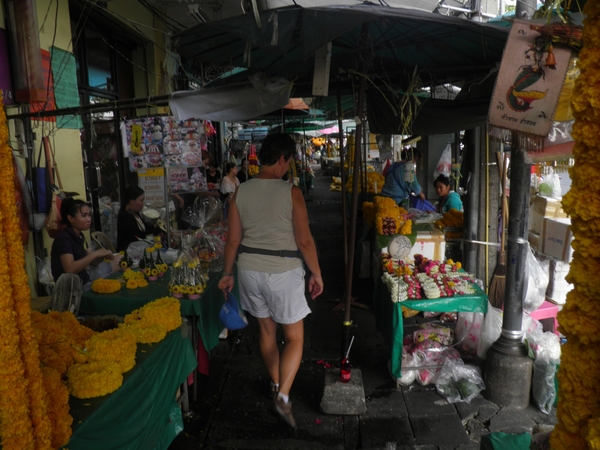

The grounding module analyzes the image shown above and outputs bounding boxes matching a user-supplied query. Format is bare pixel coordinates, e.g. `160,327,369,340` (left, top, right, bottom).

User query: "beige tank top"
235,179,302,273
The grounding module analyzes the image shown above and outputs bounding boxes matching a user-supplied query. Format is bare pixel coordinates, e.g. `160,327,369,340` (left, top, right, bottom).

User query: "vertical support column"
484,146,533,408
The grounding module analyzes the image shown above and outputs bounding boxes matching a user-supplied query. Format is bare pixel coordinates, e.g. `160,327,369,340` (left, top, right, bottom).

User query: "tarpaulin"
66,328,197,450
169,74,292,122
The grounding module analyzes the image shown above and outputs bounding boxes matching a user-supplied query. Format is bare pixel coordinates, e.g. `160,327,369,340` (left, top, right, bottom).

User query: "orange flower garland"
41,366,72,448
0,96,52,449
121,296,182,343
551,2,600,448
67,361,123,399
91,278,122,294
85,328,137,373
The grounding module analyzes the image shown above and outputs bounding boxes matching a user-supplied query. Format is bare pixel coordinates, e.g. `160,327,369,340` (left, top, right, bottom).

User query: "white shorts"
238,267,311,324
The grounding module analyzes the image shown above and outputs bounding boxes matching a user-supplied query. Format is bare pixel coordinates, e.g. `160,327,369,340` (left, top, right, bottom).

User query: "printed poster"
489,20,572,137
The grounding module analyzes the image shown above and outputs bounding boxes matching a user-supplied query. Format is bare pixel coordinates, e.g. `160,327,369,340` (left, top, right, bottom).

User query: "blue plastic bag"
219,292,248,330
409,196,436,212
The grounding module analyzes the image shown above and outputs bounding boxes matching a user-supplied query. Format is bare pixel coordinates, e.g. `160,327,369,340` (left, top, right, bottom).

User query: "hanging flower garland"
0,96,52,449
551,2,600,449
41,366,72,448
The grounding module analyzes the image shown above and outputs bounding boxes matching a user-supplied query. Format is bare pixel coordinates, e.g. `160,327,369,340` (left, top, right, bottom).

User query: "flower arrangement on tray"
381,253,474,303
363,196,412,235
434,209,464,239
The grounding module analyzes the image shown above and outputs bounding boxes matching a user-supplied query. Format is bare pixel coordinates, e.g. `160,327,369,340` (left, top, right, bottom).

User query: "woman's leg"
256,316,280,385
278,320,304,397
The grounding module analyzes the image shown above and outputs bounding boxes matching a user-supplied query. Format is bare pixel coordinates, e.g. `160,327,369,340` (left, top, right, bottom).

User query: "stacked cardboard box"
546,259,572,305
529,195,568,235
541,218,573,263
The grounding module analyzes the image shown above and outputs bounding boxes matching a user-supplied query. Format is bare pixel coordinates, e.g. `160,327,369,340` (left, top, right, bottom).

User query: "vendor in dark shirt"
117,185,157,252
237,159,252,184
51,198,114,288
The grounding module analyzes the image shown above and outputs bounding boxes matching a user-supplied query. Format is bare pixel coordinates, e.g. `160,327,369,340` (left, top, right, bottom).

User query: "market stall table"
81,269,236,355
66,328,197,450
373,278,488,379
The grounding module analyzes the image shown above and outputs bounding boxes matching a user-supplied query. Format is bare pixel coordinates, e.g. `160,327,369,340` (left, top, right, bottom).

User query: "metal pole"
484,144,533,408
337,87,348,268
342,24,368,357
6,94,171,120
502,146,530,335
465,128,480,274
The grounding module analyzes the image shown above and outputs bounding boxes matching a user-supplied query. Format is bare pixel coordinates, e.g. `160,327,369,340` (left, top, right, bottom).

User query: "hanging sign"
489,20,572,137
138,168,165,207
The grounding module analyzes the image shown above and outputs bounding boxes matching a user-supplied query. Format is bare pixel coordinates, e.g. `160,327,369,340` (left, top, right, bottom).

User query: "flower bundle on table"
123,268,148,289
549,3,600,449
363,196,411,235
381,253,473,302
434,209,464,238
91,278,122,294
346,171,385,194
248,145,260,176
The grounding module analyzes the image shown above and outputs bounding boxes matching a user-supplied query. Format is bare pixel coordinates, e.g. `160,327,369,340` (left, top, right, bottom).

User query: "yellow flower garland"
41,366,72,448
551,3,600,448
85,328,137,373
121,296,182,343
67,361,123,399
0,95,52,449
91,278,122,294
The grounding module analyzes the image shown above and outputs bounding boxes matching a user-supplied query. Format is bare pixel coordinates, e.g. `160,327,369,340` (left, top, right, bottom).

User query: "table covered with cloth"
65,328,197,450
81,269,236,354
373,277,488,379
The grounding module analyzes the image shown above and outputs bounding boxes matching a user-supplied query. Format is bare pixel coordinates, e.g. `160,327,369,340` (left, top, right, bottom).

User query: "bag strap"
36,139,44,168
42,136,63,190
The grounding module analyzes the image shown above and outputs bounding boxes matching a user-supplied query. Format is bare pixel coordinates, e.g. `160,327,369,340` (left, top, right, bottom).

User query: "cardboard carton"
529,196,568,234
528,231,541,252
541,218,573,263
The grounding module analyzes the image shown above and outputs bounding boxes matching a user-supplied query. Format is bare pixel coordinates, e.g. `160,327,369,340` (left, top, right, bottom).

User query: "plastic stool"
528,301,560,336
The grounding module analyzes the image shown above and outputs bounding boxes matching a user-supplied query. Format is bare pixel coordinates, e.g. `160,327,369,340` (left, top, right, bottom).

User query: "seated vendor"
433,174,463,214
117,185,159,251
380,148,426,206
51,198,116,293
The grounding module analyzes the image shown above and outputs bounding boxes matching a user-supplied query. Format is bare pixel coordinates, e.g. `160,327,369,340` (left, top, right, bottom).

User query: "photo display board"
123,117,211,194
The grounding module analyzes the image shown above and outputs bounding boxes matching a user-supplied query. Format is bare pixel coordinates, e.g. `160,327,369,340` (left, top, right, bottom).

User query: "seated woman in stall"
117,185,162,251
433,174,463,214
51,198,118,293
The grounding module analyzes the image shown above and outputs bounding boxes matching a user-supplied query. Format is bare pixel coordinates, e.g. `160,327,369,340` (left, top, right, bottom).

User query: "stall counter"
65,328,197,450
373,277,488,379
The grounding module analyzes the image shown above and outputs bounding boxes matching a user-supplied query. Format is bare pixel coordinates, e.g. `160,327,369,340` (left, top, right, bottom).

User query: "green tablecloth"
65,328,197,450
373,277,488,379
81,270,238,354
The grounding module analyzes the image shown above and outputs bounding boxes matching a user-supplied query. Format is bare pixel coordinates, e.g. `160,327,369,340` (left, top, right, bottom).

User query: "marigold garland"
41,366,72,448
91,278,122,294
551,4,600,448
0,95,52,449
67,361,123,399
121,296,182,343
85,328,137,373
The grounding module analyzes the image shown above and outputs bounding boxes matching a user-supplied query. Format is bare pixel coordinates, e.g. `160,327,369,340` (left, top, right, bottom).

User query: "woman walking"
218,133,323,429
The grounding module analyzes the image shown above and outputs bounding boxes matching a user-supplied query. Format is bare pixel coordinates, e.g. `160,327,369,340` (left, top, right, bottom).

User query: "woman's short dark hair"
224,162,237,175
260,133,296,166
122,185,145,207
434,174,451,187
60,197,90,225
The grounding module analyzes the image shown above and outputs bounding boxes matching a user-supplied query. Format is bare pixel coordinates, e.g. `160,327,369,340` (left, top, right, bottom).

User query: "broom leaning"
489,152,509,309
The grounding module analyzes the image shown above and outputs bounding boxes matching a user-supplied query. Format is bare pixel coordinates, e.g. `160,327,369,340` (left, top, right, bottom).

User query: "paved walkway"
168,165,557,450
